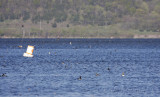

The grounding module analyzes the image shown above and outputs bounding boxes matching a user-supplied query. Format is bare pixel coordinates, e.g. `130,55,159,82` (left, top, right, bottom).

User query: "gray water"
0,39,160,97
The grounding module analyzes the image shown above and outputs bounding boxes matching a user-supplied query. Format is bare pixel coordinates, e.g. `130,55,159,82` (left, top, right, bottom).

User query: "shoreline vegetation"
0,21,160,39
1,33,160,39
1,31,160,39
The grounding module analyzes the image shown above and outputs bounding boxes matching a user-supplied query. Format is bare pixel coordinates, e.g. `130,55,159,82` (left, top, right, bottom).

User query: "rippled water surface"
0,38,160,97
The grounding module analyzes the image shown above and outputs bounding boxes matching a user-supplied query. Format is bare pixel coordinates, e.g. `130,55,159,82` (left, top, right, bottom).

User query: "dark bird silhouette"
96,73,100,76
1,73,7,77
78,76,82,80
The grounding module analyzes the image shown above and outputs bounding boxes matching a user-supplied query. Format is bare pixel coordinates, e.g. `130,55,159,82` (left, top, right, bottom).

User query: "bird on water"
78,76,82,80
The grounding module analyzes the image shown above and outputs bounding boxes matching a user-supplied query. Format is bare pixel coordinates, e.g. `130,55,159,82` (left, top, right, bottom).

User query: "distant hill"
0,0,160,38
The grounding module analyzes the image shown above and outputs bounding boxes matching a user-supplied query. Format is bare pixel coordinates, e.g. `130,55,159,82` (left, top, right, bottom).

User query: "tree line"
0,0,160,32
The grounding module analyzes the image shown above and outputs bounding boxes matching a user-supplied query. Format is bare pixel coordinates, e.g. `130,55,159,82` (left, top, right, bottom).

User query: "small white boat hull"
23,53,33,57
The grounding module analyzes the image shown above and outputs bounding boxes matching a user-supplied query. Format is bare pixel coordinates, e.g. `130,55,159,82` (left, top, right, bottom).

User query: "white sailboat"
23,45,34,57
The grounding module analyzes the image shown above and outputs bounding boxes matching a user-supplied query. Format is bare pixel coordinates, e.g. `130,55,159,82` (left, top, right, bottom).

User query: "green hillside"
0,0,160,38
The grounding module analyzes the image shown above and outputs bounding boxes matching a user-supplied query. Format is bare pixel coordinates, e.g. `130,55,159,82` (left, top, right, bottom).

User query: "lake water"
0,38,160,97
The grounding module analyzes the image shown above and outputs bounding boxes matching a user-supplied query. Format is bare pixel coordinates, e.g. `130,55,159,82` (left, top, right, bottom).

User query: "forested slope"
0,0,160,38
